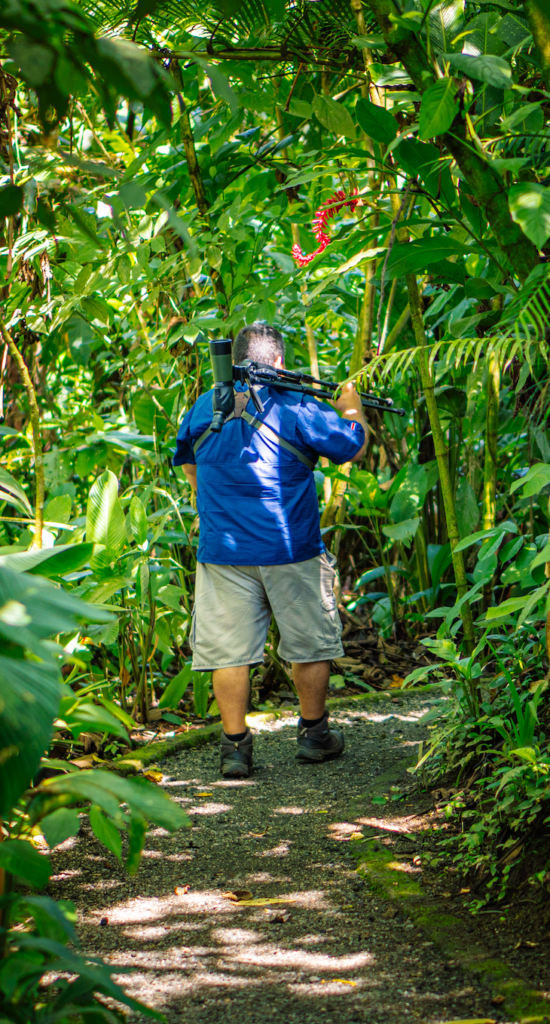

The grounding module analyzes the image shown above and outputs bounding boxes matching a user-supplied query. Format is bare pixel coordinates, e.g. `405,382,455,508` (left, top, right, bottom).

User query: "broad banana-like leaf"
0,542,94,577
86,470,126,555
0,465,33,516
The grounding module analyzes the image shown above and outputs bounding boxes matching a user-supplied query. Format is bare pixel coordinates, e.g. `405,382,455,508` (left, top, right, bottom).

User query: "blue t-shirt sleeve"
173,407,196,466
296,397,365,464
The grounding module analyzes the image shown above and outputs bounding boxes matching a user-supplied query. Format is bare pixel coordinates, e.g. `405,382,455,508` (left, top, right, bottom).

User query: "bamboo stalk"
407,274,475,654
0,315,44,548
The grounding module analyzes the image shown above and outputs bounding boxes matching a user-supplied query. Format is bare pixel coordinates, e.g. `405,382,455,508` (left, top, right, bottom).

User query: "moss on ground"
353,842,550,1022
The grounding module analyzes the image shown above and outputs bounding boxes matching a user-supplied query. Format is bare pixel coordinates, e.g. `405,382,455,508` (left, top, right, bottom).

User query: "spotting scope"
208,338,405,433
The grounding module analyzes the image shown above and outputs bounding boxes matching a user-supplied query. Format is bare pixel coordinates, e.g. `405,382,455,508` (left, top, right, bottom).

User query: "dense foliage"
2,3,550,1004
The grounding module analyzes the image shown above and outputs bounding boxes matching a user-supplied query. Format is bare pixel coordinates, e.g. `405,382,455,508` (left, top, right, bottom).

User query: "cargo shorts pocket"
320,550,342,642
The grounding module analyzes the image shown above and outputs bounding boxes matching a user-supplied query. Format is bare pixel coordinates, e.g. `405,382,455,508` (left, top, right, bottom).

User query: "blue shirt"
173,386,364,566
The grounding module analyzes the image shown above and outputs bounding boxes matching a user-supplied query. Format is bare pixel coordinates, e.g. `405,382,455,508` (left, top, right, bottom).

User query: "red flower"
292,188,359,267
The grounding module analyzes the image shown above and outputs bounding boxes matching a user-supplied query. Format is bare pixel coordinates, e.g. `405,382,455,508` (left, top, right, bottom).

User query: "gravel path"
49,694,521,1023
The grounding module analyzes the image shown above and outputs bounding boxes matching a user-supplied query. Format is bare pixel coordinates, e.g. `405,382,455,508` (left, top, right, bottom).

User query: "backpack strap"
193,390,316,470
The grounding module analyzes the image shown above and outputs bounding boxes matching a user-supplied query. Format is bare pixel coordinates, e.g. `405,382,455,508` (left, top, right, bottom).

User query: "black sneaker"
296,715,344,763
220,729,253,778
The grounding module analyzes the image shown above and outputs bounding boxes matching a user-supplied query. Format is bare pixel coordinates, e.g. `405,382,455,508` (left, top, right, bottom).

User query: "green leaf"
455,478,480,539
159,664,192,708
41,808,81,849
89,805,122,860
355,97,398,145
126,813,147,875
418,78,459,140
60,700,129,741
8,39,54,86
44,494,72,526
86,471,126,555
444,52,512,89
454,522,516,553
508,184,550,250
96,37,156,97
33,770,190,833
129,495,148,546
382,517,420,542
0,542,95,578
312,95,356,139
0,465,33,516
0,184,23,217
510,464,550,497
157,584,186,612
0,839,51,888
384,237,473,279
0,656,61,817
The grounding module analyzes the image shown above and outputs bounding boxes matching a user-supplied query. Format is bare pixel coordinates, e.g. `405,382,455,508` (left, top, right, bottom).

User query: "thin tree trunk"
407,275,475,654
525,0,550,92
0,315,44,548
171,61,228,311
384,304,410,352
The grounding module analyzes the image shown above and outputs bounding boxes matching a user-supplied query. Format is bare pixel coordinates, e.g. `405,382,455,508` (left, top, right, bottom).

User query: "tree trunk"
171,61,228,311
0,316,44,548
525,0,550,92
407,275,476,654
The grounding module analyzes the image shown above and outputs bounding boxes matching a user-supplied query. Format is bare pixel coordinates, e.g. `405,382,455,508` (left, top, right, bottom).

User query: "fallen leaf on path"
438,1020,495,1024
222,890,253,902
321,979,356,986
350,831,363,839
174,885,190,895
390,674,404,687
70,757,94,769
195,791,213,797
237,897,296,907
143,769,163,782
491,994,505,1006
248,831,266,838
459,887,470,894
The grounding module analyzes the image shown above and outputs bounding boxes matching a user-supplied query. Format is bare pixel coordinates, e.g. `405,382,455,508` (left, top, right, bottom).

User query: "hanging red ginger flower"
291,188,360,267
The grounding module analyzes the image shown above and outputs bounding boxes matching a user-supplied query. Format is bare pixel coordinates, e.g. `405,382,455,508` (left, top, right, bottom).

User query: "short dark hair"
233,323,285,365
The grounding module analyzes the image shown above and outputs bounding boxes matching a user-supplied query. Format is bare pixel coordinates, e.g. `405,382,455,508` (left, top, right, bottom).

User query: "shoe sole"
295,746,344,763
221,762,252,778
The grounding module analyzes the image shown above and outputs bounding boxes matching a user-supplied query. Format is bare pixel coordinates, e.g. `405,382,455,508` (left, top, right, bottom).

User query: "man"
173,323,368,778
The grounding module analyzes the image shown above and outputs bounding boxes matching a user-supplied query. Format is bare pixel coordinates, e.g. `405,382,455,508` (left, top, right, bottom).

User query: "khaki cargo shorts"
190,551,344,670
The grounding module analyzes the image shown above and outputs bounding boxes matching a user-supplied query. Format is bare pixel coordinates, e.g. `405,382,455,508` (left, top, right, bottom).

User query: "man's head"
233,323,284,368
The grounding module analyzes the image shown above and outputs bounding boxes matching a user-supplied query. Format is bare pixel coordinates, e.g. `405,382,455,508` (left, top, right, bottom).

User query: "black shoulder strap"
193,390,316,470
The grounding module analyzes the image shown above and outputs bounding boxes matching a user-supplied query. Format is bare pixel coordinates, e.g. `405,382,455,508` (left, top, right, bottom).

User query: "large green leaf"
384,237,473,279
355,97,397,145
382,518,420,543
0,542,94,577
158,663,192,708
129,494,148,546
444,52,512,89
0,657,61,817
86,470,126,555
396,138,455,210
0,839,51,888
455,478,480,539
30,770,190,833
0,465,33,516
312,95,356,139
510,463,550,497
0,564,112,657
41,807,81,849
418,78,458,140
508,184,550,250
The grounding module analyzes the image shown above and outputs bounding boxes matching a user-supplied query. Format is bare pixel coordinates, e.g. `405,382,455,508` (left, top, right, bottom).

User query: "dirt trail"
48,693,543,1023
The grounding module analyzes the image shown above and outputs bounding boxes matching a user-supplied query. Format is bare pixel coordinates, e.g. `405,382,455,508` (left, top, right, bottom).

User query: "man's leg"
292,660,330,719
213,666,250,736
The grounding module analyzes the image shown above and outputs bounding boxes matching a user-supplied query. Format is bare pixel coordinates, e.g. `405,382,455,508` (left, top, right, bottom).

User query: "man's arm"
331,382,368,462
181,463,197,490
